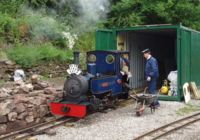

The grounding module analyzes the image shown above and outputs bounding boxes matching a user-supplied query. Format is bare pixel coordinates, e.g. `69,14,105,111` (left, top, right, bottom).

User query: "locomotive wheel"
122,92,129,99
119,92,129,99
89,97,103,111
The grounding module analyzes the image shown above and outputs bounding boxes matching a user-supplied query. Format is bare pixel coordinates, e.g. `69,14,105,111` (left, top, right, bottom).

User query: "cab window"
106,54,115,64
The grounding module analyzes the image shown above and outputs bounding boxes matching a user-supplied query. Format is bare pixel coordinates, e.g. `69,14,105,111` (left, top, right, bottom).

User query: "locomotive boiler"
50,50,131,118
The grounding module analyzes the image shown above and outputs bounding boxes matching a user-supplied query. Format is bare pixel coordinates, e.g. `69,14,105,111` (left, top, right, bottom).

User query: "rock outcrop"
0,75,63,134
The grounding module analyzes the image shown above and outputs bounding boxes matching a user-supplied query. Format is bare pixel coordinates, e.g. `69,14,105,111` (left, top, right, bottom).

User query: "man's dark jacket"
145,57,159,79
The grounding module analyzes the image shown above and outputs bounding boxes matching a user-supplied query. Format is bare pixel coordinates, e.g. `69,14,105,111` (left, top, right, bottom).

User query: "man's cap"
141,48,150,53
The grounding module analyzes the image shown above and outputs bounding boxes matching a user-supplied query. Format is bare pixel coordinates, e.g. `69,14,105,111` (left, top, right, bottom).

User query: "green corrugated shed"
95,24,200,101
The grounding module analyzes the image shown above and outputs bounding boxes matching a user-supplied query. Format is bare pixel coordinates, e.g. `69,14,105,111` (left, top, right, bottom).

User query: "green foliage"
0,0,91,67
0,0,25,15
75,32,95,52
0,49,7,60
0,13,20,43
0,8,72,48
72,32,95,69
170,0,200,30
107,0,143,27
27,0,79,27
107,0,200,30
6,43,73,68
21,11,65,43
0,0,79,48
52,37,68,48
28,0,48,8
1,0,200,69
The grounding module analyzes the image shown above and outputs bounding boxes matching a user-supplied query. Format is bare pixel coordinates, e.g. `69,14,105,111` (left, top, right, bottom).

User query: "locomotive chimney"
73,51,80,65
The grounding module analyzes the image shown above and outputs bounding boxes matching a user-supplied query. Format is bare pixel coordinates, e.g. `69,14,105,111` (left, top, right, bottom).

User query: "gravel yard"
36,100,200,140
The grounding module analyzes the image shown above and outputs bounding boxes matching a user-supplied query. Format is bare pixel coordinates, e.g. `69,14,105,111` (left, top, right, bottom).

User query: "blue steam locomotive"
50,50,131,118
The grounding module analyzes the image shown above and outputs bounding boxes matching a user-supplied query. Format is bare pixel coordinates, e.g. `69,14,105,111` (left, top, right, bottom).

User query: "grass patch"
176,103,200,116
6,43,73,68
0,79,5,87
0,50,7,60
40,75,50,81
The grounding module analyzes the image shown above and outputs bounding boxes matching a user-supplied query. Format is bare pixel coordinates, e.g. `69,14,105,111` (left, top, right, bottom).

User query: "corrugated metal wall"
125,31,176,89
127,32,146,88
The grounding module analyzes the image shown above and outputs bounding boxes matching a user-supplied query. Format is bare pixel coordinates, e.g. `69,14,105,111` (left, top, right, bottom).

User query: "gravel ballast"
36,100,200,140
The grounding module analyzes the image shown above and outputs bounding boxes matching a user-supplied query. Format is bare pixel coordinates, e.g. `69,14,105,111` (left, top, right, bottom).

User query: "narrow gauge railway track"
134,112,200,140
0,117,77,140
0,95,136,140
0,88,142,140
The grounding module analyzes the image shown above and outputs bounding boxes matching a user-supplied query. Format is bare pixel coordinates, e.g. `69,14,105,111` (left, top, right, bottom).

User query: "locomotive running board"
50,102,87,118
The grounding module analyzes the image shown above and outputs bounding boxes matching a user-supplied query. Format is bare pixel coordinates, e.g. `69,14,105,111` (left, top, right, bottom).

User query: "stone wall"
0,77,63,134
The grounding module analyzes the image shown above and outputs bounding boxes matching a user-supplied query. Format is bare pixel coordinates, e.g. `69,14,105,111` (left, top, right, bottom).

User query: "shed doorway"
117,29,177,93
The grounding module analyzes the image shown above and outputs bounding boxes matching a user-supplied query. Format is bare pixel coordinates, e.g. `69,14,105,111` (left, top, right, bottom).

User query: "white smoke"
78,0,110,21
75,0,110,32
19,7,65,42
18,0,110,49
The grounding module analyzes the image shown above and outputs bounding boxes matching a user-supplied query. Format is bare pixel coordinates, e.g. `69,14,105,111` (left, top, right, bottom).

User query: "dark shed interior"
120,29,177,88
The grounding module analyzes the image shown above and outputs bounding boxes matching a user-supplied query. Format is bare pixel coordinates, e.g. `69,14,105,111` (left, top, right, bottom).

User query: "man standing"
142,48,160,107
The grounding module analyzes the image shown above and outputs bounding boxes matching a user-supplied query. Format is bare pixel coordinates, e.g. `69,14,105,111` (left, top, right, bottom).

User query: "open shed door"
179,29,191,100
191,31,200,85
96,30,116,50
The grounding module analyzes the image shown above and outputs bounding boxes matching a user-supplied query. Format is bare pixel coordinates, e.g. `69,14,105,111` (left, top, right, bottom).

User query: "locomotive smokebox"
63,75,88,99
73,51,80,65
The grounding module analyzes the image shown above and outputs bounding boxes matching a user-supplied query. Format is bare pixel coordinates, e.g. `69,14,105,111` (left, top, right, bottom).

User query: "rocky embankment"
0,75,63,134
0,60,68,81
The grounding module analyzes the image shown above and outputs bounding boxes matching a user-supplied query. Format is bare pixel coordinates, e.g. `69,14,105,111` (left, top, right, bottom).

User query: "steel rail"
134,112,200,140
15,118,76,140
0,117,72,140
0,92,137,140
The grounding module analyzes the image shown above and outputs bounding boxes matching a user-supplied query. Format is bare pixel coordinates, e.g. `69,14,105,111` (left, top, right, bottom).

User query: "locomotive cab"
87,51,130,96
